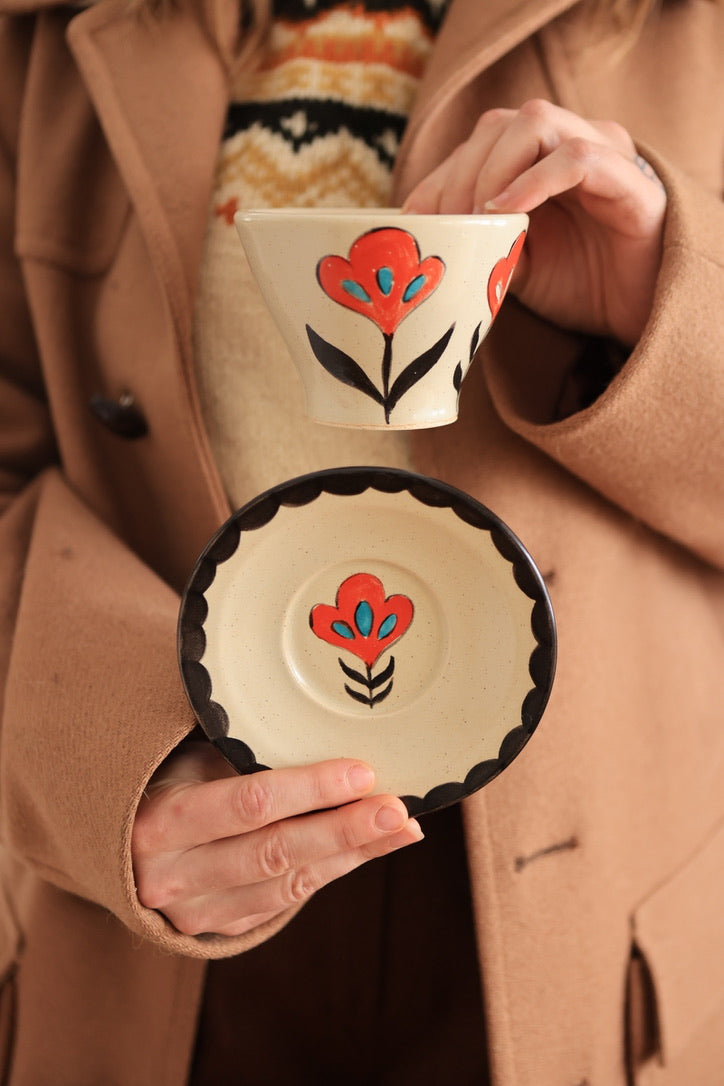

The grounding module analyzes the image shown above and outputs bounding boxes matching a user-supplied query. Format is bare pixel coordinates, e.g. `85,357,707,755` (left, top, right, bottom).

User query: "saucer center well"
282,559,447,717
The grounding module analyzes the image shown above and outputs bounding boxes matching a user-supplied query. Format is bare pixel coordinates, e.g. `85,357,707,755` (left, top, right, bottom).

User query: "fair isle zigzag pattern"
215,120,396,215
214,1,448,216
250,5,437,82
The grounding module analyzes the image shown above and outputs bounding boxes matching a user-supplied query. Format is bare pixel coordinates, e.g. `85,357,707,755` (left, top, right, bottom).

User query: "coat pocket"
627,817,724,1084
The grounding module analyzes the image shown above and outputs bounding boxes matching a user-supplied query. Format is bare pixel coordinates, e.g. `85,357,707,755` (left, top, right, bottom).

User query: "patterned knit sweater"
194,0,448,509
215,0,447,215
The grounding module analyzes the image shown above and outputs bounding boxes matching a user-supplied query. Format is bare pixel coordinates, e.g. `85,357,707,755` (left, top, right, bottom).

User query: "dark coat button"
89,393,148,438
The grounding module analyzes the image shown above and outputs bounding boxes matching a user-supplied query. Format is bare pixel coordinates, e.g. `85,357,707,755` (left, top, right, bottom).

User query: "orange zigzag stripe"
262,5,434,79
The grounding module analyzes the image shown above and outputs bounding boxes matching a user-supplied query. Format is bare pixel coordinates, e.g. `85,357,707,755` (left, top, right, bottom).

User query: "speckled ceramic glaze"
178,469,556,815
235,209,528,430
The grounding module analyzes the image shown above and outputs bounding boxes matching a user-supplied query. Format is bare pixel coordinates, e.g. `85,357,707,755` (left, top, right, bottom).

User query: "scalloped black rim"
178,467,557,817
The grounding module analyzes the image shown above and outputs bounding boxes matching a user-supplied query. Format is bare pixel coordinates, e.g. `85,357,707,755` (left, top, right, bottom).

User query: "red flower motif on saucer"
310,572,414,707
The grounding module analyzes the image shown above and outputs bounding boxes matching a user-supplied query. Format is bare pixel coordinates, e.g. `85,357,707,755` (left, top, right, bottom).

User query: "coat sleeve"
484,146,724,571
0,13,293,960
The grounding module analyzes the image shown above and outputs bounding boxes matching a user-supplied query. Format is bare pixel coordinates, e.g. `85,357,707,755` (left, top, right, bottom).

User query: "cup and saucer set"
177,209,556,815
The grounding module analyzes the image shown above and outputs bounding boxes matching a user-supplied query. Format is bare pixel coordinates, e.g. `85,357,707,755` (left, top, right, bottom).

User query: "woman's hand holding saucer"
132,742,422,937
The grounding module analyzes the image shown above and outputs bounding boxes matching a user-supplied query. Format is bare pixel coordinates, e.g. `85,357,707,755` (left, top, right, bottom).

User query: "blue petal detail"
378,614,398,639
354,601,373,637
376,267,394,295
402,274,426,302
342,279,371,303
332,620,355,640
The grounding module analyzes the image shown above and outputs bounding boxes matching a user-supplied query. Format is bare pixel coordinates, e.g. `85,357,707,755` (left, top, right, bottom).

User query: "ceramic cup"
235,208,528,430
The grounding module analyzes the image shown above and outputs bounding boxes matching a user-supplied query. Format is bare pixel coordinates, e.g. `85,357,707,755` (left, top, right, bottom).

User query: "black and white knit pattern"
212,0,449,217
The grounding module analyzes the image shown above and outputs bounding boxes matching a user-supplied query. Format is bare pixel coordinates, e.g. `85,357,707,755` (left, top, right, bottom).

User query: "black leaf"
344,684,374,706
386,324,455,416
370,655,395,688
452,361,463,391
370,681,394,706
338,658,368,686
469,321,482,362
306,325,384,405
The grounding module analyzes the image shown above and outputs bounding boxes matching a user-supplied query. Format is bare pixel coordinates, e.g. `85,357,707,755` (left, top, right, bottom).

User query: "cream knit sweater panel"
192,1,447,509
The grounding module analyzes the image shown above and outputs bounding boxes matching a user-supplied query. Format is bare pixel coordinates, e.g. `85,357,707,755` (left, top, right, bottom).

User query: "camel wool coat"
0,0,723,1082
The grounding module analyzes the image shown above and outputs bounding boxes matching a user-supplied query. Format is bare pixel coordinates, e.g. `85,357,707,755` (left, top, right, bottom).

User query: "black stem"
381,333,393,423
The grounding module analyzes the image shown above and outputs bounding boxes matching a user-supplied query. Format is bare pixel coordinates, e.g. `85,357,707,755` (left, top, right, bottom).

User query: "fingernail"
375,804,407,832
347,763,375,793
387,819,425,849
482,191,509,211
408,819,425,842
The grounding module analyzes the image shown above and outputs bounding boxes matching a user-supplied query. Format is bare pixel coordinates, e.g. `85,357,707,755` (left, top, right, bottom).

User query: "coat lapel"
394,0,583,197
66,0,233,356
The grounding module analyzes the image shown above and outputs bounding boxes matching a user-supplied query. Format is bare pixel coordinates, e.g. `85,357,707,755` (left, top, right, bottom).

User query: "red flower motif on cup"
310,572,413,668
487,230,527,318
316,227,445,336
308,228,453,424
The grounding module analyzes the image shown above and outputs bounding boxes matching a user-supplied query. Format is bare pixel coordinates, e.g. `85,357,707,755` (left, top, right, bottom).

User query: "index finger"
134,758,378,854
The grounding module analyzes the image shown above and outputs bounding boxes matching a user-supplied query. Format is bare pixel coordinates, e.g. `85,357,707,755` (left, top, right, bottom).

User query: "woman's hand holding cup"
404,98,667,347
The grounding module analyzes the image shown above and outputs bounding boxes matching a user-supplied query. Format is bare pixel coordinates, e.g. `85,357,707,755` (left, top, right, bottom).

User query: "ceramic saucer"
178,468,556,815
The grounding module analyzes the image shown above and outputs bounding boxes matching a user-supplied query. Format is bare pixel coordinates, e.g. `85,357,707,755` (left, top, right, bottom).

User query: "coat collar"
65,0,233,354
393,0,583,196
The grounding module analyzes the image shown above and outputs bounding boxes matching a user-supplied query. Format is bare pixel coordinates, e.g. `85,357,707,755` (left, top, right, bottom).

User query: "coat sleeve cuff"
0,469,298,959
484,148,724,568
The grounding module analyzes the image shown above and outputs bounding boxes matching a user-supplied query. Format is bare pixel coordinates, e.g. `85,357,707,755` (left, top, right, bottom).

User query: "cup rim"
234,207,529,227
